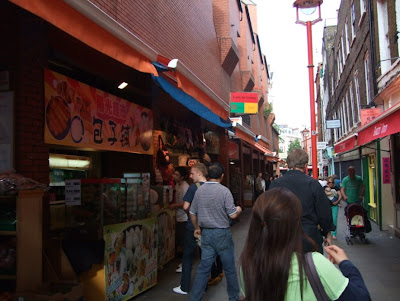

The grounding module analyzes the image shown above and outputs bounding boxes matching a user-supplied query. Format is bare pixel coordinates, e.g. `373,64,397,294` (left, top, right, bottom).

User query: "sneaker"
178,263,182,268
173,286,188,295
176,266,182,273
218,272,224,279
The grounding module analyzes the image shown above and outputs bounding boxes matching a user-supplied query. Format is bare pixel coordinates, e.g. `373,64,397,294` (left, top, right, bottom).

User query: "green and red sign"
230,92,258,114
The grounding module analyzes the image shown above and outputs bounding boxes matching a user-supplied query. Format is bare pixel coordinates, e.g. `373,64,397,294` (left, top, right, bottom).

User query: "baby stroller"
345,203,368,245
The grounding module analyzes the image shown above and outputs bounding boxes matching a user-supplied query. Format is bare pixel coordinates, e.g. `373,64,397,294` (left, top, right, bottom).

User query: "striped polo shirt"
189,181,237,229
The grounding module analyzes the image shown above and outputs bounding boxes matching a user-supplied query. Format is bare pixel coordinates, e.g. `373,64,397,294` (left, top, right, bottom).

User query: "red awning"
357,102,400,146
334,134,357,154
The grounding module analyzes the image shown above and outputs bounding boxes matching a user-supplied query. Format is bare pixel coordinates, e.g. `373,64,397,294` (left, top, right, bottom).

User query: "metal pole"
306,21,318,179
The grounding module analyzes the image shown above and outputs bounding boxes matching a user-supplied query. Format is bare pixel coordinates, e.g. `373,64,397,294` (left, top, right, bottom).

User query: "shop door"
368,155,378,222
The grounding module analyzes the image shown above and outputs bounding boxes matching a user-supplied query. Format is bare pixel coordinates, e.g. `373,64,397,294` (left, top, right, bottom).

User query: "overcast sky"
254,0,342,129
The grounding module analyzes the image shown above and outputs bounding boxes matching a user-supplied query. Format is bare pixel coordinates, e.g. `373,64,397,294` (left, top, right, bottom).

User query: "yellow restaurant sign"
44,69,153,154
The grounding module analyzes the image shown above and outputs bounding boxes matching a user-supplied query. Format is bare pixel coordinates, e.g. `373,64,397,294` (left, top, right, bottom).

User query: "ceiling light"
118,82,128,89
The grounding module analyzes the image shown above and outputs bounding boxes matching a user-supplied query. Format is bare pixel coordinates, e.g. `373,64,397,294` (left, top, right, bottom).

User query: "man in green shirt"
341,166,365,205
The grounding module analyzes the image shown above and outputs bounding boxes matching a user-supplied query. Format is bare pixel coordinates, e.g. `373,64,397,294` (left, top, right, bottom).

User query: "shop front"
0,2,233,300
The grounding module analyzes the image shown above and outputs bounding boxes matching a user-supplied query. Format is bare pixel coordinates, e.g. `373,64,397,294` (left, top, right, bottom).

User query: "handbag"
304,252,330,301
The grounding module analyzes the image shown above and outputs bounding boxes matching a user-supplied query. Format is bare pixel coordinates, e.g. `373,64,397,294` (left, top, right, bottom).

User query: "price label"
65,179,81,206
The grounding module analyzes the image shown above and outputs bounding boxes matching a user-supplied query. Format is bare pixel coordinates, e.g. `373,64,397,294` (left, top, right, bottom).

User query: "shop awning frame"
334,133,358,155
151,73,232,128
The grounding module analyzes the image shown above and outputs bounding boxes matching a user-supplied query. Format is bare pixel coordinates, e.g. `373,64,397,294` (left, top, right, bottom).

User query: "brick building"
0,0,278,299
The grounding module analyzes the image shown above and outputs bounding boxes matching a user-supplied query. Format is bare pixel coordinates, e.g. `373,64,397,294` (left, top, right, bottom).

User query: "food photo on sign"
44,69,153,155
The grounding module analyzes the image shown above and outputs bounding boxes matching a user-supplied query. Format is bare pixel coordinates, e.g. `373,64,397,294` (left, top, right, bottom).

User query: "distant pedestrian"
189,162,242,301
255,172,264,200
341,166,364,205
239,187,371,300
324,176,342,240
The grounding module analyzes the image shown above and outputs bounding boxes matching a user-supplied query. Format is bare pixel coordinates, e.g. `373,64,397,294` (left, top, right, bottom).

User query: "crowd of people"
167,148,371,300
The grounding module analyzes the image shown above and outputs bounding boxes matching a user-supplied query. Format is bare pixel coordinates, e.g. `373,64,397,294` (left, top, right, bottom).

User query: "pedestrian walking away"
269,148,335,253
189,162,242,301
239,187,371,300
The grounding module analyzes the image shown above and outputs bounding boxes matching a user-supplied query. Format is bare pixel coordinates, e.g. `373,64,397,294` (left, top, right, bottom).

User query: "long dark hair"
239,187,312,301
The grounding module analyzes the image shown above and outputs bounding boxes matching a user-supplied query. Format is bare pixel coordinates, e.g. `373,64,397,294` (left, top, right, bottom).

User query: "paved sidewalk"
332,205,400,301
133,204,400,300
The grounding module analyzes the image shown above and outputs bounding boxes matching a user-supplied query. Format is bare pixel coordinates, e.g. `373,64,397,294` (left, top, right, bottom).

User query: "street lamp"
293,0,322,179
301,128,310,153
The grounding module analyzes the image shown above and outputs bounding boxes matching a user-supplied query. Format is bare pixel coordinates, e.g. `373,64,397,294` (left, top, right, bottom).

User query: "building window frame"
364,51,372,105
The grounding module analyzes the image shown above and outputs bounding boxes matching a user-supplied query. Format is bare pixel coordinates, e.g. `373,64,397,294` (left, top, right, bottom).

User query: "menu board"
157,209,175,267
44,69,153,155
104,218,158,300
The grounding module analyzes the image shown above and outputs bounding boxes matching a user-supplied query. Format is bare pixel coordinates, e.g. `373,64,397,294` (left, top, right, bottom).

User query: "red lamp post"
293,0,322,179
301,128,310,154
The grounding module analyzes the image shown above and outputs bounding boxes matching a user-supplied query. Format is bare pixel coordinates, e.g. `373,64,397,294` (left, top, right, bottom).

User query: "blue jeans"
180,228,199,292
189,228,239,301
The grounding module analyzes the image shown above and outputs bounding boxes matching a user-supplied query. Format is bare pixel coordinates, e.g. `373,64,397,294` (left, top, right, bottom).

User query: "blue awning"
151,72,232,128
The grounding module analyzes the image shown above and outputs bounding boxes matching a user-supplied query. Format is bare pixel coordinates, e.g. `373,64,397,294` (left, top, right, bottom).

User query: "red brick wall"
14,11,50,184
90,0,233,103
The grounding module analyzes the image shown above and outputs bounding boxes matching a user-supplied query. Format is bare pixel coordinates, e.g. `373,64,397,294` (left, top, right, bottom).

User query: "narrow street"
133,204,400,300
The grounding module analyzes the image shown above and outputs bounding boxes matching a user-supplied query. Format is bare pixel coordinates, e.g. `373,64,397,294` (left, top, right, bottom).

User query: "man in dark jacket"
269,148,335,253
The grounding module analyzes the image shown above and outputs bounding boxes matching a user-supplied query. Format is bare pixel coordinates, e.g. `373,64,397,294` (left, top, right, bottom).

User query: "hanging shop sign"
230,92,258,114
205,131,220,154
326,119,341,129
382,157,391,184
360,108,381,126
44,69,153,155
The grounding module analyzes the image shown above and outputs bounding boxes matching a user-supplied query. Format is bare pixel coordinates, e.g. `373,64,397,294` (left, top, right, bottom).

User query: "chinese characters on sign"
44,69,153,155
382,157,391,184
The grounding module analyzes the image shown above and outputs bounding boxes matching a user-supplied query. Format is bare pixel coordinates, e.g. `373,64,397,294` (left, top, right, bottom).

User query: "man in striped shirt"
189,162,242,301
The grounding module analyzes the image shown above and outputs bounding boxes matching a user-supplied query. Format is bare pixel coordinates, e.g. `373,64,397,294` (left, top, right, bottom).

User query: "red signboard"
334,135,357,154
360,108,381,126
382,157,391,184
358,106,400,146
230,92,258,103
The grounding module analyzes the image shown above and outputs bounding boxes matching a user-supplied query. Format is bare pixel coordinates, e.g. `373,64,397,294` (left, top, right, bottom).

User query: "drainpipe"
368,0,378,103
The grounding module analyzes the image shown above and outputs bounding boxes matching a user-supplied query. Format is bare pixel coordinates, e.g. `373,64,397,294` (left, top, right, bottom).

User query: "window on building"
351,3,356,42
364,51,372,104
333,111,338,141
341,36,346,65
342,101,347,134
242,115,251,127
337,53,341,85
345,21,350,55
354,71,361,122
360,0,367,18
349,82,357,125
346,92,353,129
